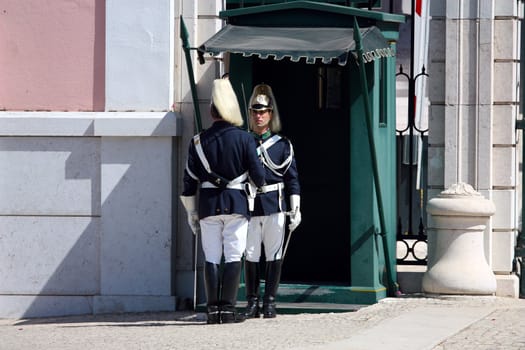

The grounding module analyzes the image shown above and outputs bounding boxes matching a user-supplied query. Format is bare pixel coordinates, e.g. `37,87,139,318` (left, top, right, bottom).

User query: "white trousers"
200,214,248,264
246,212,285,262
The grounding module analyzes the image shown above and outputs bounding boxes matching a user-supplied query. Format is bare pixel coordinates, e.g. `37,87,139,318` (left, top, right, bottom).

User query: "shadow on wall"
0,117,175,318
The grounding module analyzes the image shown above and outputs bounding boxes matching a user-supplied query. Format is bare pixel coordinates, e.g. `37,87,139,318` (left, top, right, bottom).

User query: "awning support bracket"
354,19,399,297
180,17,203,133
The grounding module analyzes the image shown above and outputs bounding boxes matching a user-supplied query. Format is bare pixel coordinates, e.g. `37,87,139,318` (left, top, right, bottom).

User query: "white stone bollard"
422,183,497,295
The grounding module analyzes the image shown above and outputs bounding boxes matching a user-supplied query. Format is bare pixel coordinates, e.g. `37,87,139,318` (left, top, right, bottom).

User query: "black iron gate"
395,0,429,266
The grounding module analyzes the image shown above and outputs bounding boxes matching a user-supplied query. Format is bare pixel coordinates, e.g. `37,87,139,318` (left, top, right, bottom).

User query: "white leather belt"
201,182,245,190
258,182,284,193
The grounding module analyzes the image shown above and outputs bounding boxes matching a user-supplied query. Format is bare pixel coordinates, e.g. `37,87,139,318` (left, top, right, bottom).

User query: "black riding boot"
263,260,282,318
244,261,260,318
219,261,245,323
204,262,221,324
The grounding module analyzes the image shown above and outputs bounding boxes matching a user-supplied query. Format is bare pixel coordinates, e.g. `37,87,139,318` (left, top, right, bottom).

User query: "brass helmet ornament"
251,94,272,111
211,79,244,127
248,84,281,133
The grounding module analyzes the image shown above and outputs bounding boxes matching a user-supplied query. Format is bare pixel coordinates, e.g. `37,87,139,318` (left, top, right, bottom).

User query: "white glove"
180,195,200,235
288,194,301,232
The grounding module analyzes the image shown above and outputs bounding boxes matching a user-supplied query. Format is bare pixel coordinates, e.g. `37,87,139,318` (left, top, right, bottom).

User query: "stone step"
197,301,364,314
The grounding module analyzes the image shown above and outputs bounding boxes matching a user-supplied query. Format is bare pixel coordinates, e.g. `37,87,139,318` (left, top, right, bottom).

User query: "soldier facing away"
181,79,265,324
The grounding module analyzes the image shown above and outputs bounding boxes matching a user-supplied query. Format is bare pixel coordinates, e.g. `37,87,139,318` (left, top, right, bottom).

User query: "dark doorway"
252,58,351,284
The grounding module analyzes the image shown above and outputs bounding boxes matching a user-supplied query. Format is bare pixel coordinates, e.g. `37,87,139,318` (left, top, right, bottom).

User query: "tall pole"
354,20,399,297
180,17,203,310
407,0,416,235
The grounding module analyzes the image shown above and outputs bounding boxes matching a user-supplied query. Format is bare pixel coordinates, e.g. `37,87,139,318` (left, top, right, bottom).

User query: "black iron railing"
395,0,429,266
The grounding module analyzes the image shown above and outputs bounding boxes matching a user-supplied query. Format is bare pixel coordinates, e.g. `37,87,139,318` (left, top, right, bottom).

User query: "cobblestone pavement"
431,300,525,350
1,295,524,350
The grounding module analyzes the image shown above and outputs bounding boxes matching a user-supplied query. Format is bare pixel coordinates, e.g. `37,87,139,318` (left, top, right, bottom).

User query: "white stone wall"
427,0,520,296
105,0,174,111
0,112,180,318
0,0,226,318
0,0,183,318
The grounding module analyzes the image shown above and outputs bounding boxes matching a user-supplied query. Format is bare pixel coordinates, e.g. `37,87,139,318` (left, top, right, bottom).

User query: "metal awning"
198,25,394,66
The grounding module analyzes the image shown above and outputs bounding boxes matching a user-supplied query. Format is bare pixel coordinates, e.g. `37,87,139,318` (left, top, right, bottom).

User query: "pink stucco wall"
0,0,105,111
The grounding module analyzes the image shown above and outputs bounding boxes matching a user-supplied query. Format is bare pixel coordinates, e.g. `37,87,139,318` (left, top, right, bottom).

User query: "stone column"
422,183,497,295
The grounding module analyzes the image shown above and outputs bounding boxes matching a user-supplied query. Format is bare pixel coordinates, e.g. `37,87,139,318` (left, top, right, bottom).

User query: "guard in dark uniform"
244,84,301,318
181,79,265,324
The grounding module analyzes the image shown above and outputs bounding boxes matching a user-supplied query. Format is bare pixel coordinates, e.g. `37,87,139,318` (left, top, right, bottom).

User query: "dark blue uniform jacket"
252,132,300,216
183,121,265,219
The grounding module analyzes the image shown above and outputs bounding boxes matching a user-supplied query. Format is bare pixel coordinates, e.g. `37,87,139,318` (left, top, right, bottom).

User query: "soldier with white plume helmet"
244,83,301,319
180,78,265,324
